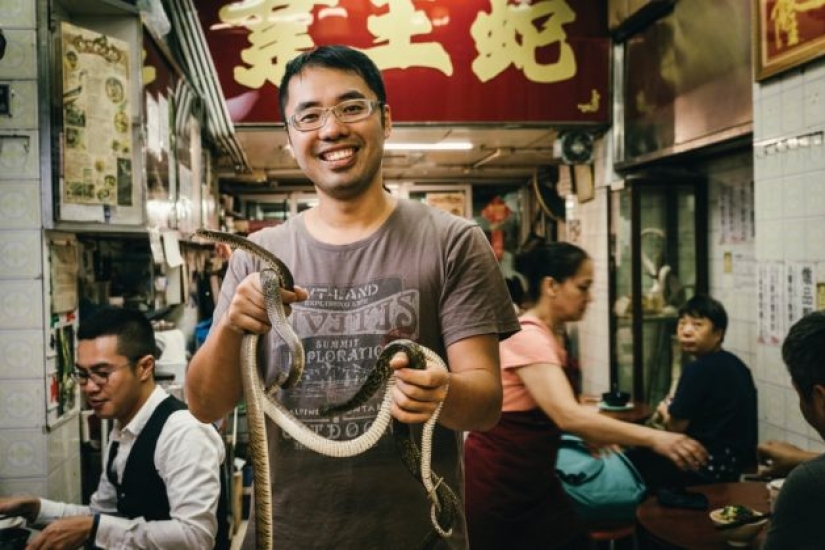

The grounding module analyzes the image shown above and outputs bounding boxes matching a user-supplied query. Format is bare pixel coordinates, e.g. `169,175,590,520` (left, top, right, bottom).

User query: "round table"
580,395,653,424
636,482,770,549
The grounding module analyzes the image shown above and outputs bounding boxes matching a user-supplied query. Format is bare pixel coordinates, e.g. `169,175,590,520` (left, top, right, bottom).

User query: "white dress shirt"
37,386,226,549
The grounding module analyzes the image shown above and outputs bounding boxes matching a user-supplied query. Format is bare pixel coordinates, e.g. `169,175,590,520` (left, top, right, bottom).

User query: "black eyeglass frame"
70,355,148,386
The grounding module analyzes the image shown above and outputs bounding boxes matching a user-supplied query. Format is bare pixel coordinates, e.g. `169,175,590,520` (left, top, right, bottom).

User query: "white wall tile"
0,230,42,278
47,450,82,503
0,476,46,497
759,91,783,139
0,182,42,228
0,30,37,80
760,219,785,259
0,429,46,478
781,84,805,135
0,0,36,28
803,172,825,217
0,379,42,429
0,330,45,379
0,131,40,180
0,280,44,329
47,416,81,474
0,81,38,130
803,74,825,128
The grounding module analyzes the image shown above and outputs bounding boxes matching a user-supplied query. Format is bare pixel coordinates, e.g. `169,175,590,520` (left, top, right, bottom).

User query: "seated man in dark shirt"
629,295,758,491
763,310,825,549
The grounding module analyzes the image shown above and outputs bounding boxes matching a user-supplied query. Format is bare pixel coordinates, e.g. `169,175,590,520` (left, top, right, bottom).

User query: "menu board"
61,22,133,206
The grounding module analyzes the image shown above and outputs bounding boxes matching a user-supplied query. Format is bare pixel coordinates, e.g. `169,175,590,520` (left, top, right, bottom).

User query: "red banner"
197,0,609,125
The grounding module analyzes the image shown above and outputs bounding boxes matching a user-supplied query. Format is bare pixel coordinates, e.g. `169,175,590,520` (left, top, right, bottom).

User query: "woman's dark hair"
782,310,825,400
279,45,387,123
677,294,728,334
78,307,157,362
515,242,589,302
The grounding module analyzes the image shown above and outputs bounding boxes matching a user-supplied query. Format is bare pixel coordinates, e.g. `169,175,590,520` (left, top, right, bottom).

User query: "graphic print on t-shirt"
271,276,419,450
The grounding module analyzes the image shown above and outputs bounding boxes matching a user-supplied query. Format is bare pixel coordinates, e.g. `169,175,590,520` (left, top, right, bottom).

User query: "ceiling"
215,125,565,194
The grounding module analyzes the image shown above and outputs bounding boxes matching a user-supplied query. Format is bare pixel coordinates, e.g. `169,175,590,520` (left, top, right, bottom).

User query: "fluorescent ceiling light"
384,142,473,151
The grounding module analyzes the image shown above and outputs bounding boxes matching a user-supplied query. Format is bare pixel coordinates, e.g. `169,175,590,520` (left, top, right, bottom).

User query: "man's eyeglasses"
288,99,383,132
70,362,133,386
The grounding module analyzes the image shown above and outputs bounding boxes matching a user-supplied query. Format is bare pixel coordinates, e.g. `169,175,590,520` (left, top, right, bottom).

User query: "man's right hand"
652,432,709,471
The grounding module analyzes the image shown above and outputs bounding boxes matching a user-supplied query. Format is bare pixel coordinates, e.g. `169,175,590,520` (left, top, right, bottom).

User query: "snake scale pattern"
195,229,458,549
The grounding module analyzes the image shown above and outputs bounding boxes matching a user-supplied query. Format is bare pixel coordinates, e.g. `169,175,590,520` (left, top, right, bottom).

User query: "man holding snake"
186,45,520,549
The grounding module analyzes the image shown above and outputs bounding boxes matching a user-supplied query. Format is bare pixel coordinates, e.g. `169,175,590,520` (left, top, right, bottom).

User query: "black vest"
107,395,230,549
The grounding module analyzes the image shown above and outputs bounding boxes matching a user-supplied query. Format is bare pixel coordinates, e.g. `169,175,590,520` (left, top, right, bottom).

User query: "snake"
195,229,458,549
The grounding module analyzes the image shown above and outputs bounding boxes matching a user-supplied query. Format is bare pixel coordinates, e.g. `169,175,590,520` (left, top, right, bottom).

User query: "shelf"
55,0,139,16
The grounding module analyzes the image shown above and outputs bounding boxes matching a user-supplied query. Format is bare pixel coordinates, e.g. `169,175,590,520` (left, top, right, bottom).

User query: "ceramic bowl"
709,506,768,547
601,390,630,407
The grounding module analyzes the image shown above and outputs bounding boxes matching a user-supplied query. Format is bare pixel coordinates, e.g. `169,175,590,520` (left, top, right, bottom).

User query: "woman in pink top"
464,242,708,549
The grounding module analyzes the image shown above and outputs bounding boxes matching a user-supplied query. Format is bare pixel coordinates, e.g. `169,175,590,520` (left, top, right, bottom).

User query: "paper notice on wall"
757,262,785,346
161,230,183,268
787,262,816,328
49,236,79,313
719,181,754,244
732,252,756,293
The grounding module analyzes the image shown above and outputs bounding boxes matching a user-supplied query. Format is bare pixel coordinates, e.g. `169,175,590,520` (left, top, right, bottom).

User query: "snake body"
195,229,457,549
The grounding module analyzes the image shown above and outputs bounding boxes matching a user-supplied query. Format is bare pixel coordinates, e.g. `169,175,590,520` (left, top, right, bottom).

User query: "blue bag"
555,434,647,523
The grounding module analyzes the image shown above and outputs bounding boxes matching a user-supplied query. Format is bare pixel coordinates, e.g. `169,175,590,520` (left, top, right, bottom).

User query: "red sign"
756,0,825,80
197,1,609,125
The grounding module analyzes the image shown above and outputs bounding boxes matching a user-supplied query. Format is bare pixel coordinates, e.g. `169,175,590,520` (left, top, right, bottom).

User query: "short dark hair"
515,242,590,303
278,44,387,123
782,310,825,400
678,294,728,334
78,307,157,362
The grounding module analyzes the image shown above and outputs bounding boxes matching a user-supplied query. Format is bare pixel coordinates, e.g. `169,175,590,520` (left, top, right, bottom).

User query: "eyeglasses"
288,99,383,132
70,362,133,386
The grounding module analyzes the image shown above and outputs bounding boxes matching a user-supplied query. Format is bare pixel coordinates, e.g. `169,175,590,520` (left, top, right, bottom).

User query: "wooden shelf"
55,0,139,16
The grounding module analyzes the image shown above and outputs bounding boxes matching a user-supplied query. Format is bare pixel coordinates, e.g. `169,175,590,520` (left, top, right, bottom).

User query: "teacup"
767,478,784,512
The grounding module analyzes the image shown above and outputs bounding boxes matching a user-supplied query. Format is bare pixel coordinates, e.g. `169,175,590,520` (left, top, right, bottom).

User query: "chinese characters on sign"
200,0,609,124
756,0,825,80
61,23,133,206
757,261,817,346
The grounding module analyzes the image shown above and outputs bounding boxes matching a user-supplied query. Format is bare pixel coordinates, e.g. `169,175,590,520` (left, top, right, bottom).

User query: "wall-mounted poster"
61,22,132,206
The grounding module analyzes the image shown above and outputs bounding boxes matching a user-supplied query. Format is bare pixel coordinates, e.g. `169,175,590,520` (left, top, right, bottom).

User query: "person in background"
763,310,825,549
0,307,227,549
464,242,707,550
757,439,820,478
629,294,758,491
186,45,519,549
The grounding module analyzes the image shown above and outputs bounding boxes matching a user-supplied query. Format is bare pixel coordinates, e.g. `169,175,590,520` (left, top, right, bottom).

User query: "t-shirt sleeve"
500,322,563,371
668,361,703,419
438,223,521,346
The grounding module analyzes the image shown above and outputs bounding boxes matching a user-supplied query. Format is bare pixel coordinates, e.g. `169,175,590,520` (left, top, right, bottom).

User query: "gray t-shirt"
763,453,825,550
215,199,520,549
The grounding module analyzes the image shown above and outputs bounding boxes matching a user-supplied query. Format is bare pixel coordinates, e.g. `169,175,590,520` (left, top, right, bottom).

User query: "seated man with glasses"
0,307,228,549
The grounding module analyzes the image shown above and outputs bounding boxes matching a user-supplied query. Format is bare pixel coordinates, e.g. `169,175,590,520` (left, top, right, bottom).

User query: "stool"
588,521,636,550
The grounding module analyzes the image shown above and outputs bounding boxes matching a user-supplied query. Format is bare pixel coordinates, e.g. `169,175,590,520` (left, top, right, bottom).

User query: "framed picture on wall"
754,0,825,81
